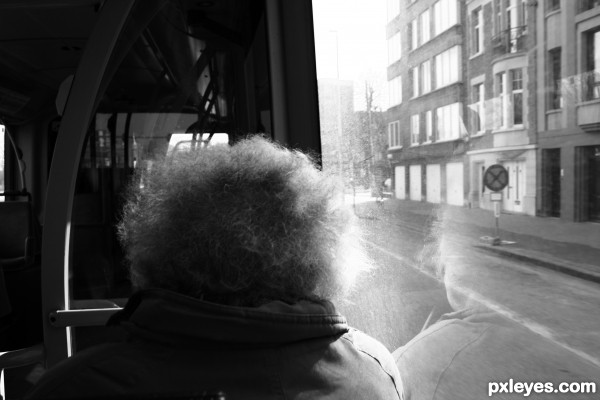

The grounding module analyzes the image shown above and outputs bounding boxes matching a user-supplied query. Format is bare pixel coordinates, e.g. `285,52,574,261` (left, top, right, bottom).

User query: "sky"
312,0,388,111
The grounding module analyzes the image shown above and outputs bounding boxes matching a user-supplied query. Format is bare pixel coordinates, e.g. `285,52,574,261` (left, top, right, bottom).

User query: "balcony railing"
581,70,600,102
578,0,600,14
491,27,528,57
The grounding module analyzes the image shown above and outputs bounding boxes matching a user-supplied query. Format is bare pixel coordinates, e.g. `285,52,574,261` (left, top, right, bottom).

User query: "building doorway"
542,149,561,217
395,165,406,200
471,161,485,208
576,146,600,222
426,164,441,204
446,162,464,206
503,160,525,213
409,165,422,202
588,146,600,222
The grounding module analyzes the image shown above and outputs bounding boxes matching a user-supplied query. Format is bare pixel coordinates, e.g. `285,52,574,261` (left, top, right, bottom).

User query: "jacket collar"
108,289,349,346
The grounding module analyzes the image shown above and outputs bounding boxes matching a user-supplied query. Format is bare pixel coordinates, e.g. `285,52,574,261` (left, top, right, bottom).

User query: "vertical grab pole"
41,0,135,368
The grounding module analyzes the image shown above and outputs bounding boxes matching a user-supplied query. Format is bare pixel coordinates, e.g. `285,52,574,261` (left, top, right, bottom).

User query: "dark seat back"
0,200,38,268
0,196,43,351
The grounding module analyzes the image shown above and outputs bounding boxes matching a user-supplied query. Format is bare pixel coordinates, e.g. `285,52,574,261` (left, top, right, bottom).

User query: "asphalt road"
337,194,600,369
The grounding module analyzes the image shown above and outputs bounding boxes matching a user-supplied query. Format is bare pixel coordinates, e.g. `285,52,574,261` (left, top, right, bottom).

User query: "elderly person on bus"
27,136,402,399
394,208,600,400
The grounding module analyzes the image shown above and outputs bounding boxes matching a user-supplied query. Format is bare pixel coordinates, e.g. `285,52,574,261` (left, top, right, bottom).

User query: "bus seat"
0,197,44,398
0,198,43,352
0,200,39,270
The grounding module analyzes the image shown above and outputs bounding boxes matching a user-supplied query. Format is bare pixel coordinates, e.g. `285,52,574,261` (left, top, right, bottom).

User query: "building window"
434,45,461,89
411,114,420,145
387,0,400,22
548,48,562,109
409,19,418,50
585,30,600,101
411,67,420,98
471,7,483,55
388,121,401,148
507,0,518,29
495,69,524,128
421,60,431,94
495,72,506,128
471,83,485,133
420,9,431,44
493,0,527,51
389,75,402,107
521,0,528,32
388,32,401,65
546,0,560,12
493,0,502,35
578,0,600,14
425,110,433,142
512,69,523,125
436,103,462,141
433,0,458,37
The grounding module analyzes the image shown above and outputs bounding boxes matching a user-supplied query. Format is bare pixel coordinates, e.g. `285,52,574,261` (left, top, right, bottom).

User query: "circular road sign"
483,164,509,192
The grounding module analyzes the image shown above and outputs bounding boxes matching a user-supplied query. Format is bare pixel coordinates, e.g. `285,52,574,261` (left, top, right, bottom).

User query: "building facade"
387,0,600,223
465,0,537,216
387,0,469,206
535,0,600,222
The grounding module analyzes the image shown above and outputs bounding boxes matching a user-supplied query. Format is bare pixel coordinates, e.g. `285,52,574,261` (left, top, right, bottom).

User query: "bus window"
168,133,230,155
313,0,600,397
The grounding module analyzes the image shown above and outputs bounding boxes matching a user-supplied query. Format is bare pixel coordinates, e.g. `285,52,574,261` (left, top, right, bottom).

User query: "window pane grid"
435,46,461,89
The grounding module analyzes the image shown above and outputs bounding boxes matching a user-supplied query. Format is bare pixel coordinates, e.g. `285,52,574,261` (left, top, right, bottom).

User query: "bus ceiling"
0,0,321,151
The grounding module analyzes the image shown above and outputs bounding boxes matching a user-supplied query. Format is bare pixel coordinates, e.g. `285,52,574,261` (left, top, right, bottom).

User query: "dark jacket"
28,289,403,399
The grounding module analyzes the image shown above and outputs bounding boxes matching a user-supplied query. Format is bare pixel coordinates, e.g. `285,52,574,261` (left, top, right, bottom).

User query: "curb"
474,244,600,285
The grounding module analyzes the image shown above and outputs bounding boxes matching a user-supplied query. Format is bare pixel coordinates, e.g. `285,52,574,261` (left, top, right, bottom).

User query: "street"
337,192,600,370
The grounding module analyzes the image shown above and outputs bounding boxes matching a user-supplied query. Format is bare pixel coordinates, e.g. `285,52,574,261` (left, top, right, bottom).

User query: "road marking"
362,237,600,369
363,238,437,281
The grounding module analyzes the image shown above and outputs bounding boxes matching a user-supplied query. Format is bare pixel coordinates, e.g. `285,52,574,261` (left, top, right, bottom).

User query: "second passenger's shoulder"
342,328,404,399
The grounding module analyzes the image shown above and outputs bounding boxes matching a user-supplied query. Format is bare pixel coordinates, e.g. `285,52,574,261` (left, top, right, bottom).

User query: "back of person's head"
418,206,484,312
118,136,369,307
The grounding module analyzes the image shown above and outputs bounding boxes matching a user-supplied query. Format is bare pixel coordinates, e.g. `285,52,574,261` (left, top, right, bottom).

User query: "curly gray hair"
118,136,369,306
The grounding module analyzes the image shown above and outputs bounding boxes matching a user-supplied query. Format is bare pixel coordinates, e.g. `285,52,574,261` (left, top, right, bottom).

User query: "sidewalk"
382,198,600,284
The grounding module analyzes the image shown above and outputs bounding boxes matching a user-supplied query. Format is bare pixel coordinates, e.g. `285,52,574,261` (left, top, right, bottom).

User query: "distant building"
318,79,389,190
386,0,468,206
317,79,355,181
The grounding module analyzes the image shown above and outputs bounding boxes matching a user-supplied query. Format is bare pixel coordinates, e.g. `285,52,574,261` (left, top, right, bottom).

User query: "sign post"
483,165,509,246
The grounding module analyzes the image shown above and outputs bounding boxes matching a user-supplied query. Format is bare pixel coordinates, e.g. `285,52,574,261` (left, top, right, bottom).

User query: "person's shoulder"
25,342,130,399
342,328,403,398
394,312,600,399
392,314,496,400
394,313,490,360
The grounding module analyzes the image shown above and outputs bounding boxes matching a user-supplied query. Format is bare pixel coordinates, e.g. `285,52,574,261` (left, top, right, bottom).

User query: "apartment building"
387,0,468,206
387,0,600,221
535,0,600,222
